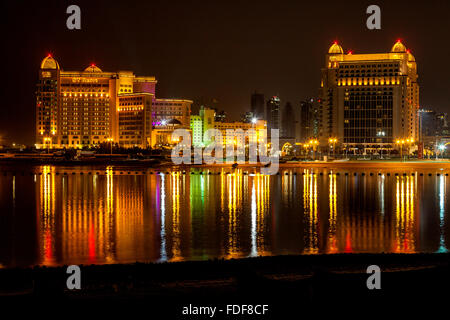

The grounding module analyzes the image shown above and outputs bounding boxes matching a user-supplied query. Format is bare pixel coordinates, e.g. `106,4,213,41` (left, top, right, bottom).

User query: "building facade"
281,102,295,138
151,98,192,128
266,96,281,135
319,40,419,153
296,98,320,143
117,93,153,148
190,107,267,149
36,55,191,149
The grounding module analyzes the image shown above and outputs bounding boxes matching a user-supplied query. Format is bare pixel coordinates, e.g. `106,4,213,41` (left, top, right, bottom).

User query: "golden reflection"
282,172,294,203
115,175,145,262
226,170,242,258
327,172,338,253
38,165,152,266
170,172,182,261
303,169,319,254
40,165,56,265
251,173,270,256
394,176,417,253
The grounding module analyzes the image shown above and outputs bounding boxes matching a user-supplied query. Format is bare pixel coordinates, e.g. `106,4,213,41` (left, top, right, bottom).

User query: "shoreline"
0,158,450,171
1,253,449,306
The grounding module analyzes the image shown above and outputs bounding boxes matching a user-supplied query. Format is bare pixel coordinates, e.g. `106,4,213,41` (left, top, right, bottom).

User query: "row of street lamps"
301,137,419,160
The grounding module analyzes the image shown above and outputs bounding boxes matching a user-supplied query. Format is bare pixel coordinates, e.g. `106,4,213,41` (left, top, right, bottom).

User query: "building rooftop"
40,55,59,69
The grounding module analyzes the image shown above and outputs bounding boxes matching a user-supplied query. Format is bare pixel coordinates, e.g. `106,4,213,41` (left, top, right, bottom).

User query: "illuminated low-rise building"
319,40,419,153
152,99,192,128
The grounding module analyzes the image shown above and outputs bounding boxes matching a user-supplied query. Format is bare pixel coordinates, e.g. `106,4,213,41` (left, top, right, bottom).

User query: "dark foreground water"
0,165,448,268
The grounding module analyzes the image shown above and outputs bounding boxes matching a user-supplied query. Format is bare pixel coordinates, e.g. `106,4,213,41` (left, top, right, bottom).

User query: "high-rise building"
436,113,449,136
418,109,437,139
281,102,295,138
36,55,191,149
190,115,203,147
251,92,265,120
266,96,280,135
296,98,319,143
319,40,419,153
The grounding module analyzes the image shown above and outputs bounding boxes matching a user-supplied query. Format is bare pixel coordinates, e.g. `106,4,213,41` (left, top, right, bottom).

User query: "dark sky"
1,0,450,145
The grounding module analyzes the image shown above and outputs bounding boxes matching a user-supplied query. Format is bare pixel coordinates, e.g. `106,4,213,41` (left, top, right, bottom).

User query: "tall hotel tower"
36,55,192,149
319,40,419,153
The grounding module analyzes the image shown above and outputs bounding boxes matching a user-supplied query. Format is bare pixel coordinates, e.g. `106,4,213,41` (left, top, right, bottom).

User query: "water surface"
0,165,448,268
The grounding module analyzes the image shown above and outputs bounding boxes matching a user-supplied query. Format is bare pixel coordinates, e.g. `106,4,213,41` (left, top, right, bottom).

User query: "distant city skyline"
2,0,450,145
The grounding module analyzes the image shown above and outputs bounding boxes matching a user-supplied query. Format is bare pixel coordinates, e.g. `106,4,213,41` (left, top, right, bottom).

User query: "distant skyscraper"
241,111,254,123
436,113,449,136
266,96,280,134
319,40,419,153
296,98,319,142
281,102,295,138
214,110,227,122
418,109,437,139
251,92,265,120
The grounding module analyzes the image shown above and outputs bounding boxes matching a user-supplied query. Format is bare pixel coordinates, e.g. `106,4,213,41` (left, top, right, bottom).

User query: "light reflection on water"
0,165,449,268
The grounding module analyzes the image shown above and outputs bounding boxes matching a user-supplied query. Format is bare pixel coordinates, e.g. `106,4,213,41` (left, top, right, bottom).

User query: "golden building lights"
36,55,192,149
320,40,419,154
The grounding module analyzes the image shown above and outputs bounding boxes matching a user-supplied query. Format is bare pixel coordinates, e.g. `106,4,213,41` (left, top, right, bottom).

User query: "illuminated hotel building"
118,94,153,148
319,40,419,152
36,55,191,149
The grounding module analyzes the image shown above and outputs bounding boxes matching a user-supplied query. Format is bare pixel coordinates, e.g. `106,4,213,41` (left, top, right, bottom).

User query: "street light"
328,138,337,159
438,144,446,159
309,139,319,160
405,138,415,160
303,143,310,160
43,137,51,154
396,137,415,161
106,138,113,157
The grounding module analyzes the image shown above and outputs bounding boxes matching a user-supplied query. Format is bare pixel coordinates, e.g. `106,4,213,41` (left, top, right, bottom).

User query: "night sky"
1,0,450,145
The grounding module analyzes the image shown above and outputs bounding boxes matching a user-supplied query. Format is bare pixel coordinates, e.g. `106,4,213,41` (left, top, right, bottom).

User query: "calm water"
0,165,448,268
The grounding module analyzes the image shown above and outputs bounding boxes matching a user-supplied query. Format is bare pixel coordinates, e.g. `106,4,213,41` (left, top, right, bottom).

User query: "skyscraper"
319,40,419,153
281,102,295,138
266,96,280,135
296,98,319,142
251,92,265,120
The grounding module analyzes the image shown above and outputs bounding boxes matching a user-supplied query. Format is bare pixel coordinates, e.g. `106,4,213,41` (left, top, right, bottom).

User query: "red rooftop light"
348,50,353,55
47,53,52,58
333,40,338,45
